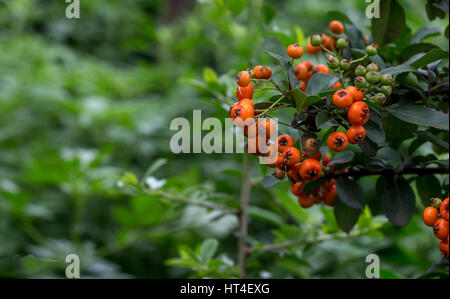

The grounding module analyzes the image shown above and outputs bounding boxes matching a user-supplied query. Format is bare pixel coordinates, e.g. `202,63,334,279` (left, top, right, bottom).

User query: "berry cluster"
423,197,449,258
229,20,395,209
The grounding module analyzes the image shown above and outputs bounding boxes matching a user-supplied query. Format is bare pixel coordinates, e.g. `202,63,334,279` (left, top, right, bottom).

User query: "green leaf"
336,177,365,209
377,175,415,227
414,131,449,152
294,26,305,47
416,175,441,207
203,67,218,83
364,119,386,146
375,146,402,167
411,27,442,43
225,0,249,15
384,104,449,131
334,197,361,233
371,0,406,47
305,73,339,95
266,51,293,87
262,4,276,24
199,239,219,264
262,174,279,188
142,158,167,181
328,151,355,166
382,113,417,149
304,95,321,107
410,49,449,68
292,88,307,113
346,24,366,49
380,64,417,76
248,206,284,226
400,43,439,62
315,111,339,129
326,10,354,25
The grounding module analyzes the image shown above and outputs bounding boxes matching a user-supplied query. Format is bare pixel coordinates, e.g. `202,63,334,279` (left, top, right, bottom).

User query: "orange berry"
322,153,331,167
423,207,439,227
239,98,255,109
276,135,295,153
327,132,348,152
247,136,266,156
294,63,309,81
297,192,315,208
237,83,253,100
439,240,449,257
282,147,302,167
229,102,255,127
332,89,354,109
291,182,304,196
263,67,272,79
303,150,322,161
346,125,366,144
287,44,304,59
348,101,370,125
314,64,330,74
306,43,321,54
329,20,345,34
299,159,322,181
287,163,303,181
346,86,364,101
329,81,342,89
300,80,307,92
236,71,250,87
301,61,314,71
253,65,265,79
433,219,449,240
305,138,319,153
322,184,337,206
257,120,276,140
441,197,449,221
266,152,284,168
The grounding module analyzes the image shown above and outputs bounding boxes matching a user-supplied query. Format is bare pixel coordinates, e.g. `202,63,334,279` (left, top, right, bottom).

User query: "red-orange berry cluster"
423,197,449,258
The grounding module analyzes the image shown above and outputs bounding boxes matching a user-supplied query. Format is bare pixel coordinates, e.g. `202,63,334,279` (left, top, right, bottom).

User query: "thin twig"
238,153,251,278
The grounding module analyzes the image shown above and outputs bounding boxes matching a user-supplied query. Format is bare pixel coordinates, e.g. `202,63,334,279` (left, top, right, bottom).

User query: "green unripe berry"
366,63,379,72
380,85,392,96
403,73,418,86
374,93,386,105
380,74,393,86
339,59,350,70
366,45,377,56
311,35,322,47
366,71,380,84
355,76,366,89
355,65,366,77
336,38,348,49
327,55,339,69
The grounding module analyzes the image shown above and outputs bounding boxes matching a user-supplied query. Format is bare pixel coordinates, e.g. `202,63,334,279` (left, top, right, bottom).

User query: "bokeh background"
0,0,448,278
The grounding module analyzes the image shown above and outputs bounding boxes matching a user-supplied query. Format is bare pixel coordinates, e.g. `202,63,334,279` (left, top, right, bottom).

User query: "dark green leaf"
225,0,249,15
371,0,406,46
384,104,449,131
410,49,449,68
382,113,417,149
315,111,339,129
346,24,366,49
411,27,442,43
328,151,355,166
377,175,415,227
416,175,441,207
336,177,365,209
262,174,280,188
305,73,339,95
326,10,354,24
400,43,439,62
334,197,361,233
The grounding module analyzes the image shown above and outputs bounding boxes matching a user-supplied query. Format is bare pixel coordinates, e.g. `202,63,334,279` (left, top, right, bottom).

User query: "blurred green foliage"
0,0,448,278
